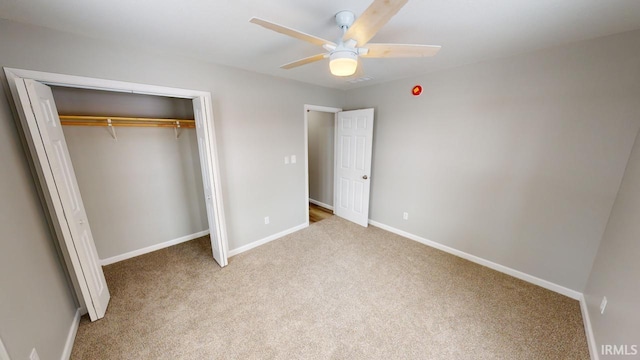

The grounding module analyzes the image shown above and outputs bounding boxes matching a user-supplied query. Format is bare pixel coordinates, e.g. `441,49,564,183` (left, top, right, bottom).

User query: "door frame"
4,67,229,312
304,104,342,225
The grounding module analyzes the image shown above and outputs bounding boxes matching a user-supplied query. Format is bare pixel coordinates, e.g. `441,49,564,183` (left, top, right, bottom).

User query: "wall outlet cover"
264,216,270,225
403,212,409,220
291,155,297,164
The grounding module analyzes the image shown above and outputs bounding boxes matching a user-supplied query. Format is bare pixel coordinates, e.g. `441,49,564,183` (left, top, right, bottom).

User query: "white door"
334,108,374,227
193,98,227,267
20,79,110,320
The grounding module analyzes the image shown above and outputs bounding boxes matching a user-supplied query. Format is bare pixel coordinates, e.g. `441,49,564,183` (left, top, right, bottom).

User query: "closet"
7,68,228,321
51,87,209,265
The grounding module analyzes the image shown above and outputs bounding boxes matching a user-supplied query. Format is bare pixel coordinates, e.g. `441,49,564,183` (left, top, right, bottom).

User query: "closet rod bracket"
174,120,182,139
107,118,118,141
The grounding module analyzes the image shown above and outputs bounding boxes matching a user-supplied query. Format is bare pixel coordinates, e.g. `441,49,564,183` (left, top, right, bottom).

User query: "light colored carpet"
71,216,589,359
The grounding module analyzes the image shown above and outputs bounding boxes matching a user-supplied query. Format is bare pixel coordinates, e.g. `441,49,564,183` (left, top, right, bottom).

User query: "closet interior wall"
308,110,335,209
51,87,208,261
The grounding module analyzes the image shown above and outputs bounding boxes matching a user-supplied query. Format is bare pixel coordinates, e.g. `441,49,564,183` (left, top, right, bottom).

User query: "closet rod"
60,122,195,128
58,115,196,128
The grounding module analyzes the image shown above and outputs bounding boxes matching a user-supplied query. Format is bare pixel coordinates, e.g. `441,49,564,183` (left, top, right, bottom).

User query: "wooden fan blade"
343,0,408,46
250,17,335,47
362,43,441,58
281,53,327,69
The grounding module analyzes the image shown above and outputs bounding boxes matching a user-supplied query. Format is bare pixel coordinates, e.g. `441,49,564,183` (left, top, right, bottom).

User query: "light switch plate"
284,156,289,165
291,155,297,164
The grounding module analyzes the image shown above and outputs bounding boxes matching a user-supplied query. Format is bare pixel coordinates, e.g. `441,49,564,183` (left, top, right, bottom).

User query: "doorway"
304,105,375,227
50,86,207,265
4,68,228,321
304,105,340,224
307,109,336,223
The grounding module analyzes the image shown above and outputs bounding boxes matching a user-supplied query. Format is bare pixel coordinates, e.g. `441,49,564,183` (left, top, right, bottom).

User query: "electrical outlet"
284,156,289,165
403,212,409,220
600,296,608,314
291,155,297,164
30,348,40,360
264,216,270,225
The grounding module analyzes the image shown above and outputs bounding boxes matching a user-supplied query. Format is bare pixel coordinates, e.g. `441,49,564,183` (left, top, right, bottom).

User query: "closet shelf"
59,115,196,128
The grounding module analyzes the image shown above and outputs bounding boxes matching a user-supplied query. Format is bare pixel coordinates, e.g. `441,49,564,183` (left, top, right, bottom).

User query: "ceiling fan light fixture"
329,50,358,77
250,0,442,79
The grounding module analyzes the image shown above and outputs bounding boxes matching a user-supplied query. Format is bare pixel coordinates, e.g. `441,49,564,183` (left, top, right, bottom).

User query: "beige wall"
2,16,639,359
52,86,195,119
584,129,640,358
53,88,207,260
345,29,640,292
61,127,207,260
0,19,342,251
0,18,341,358
308,110,335,207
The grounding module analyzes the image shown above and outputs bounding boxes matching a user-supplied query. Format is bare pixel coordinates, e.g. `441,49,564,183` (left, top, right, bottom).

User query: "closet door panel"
193,97,226,267
21,79,110,320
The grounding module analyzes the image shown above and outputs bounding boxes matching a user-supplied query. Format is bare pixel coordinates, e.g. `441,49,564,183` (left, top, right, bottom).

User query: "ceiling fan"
249,0,441,78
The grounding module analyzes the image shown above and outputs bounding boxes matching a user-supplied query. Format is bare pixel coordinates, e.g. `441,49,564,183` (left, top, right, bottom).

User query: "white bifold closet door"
193,97,227,267
19,79,110,320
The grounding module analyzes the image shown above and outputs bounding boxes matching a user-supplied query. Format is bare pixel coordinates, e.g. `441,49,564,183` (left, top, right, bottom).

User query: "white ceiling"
2,0,640,90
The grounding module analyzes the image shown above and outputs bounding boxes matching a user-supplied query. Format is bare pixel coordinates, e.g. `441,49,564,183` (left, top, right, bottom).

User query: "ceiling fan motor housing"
330,49,358,61
335,10,355,29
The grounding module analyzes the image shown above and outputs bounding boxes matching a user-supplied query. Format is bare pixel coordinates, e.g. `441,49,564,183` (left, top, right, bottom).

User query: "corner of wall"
579,295,600,360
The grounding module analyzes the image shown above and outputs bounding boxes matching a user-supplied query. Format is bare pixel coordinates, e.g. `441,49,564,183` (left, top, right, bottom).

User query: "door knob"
362,175,368,180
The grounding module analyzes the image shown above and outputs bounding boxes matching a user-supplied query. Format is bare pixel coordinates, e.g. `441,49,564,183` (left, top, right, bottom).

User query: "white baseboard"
0,311,80,360
368,220,582,300
579,295,599,360
309,198,334,211
228,223,308,257
100,230,210,266
61,309,81,360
